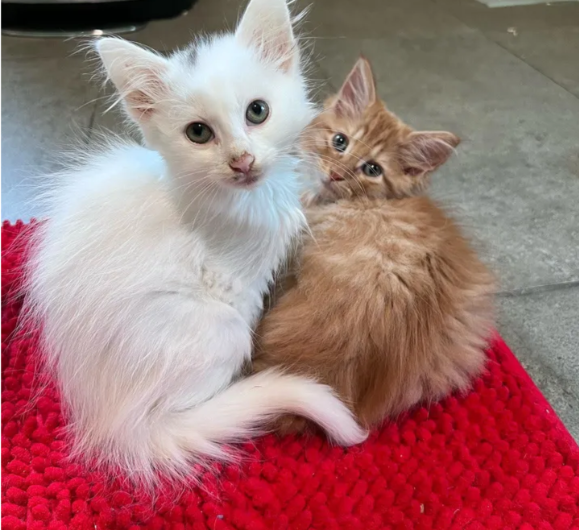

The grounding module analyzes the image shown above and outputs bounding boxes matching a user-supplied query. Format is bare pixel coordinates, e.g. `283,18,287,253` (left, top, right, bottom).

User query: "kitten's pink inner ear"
335,57,377,118
97,38,168,122
403,166,424,177
235,0,297,72
262,32,296,72
400,131,460,176
123,72,167,120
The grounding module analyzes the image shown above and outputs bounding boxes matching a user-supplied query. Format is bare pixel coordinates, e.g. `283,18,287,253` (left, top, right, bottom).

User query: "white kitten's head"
96,0,315,192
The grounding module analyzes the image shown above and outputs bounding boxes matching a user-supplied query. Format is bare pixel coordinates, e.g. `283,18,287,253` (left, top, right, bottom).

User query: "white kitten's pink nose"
229,153,255,175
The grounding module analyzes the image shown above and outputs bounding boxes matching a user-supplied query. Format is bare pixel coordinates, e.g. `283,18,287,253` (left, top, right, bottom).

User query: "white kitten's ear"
236,0,297,72
96,38,168,122
399,131,461,177
334,56,377,118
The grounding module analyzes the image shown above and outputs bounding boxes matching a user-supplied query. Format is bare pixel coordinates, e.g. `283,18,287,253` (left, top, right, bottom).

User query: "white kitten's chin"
224,172,263,190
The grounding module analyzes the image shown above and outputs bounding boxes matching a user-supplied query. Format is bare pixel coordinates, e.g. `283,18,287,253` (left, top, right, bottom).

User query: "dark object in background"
2,0,197,36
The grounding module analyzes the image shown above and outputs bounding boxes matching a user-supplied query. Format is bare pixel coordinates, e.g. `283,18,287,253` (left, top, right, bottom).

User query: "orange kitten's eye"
332,133,349,152
362,162,383,177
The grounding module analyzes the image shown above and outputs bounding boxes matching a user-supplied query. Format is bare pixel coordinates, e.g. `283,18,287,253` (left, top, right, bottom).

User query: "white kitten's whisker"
181,183,216,226
301,151,367,183
299,136,378,167
300,151,358,180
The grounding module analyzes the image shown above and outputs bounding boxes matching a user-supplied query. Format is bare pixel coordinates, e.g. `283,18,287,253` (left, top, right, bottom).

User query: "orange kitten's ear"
399,131,461,177
334,56,377,118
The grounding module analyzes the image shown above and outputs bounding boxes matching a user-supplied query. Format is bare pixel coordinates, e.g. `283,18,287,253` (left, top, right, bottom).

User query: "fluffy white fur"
26,0,366,484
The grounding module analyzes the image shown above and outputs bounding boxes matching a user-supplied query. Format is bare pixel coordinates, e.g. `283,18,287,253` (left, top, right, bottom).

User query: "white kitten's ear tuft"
334,56,376,118
236,0,298,72
334,56,377,119
399,131,461,177
96,38,168,123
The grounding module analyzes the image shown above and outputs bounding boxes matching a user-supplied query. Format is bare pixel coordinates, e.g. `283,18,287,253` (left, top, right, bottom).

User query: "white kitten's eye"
332,133,348,153
186,122,214,144
246,100,269,125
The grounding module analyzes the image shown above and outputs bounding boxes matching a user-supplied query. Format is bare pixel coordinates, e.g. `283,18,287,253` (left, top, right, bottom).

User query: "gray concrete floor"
2,0,578,439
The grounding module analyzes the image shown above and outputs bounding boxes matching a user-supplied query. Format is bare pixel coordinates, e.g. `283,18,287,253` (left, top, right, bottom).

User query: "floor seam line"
496,280,579,298
428,0,579,102
484,37,579,101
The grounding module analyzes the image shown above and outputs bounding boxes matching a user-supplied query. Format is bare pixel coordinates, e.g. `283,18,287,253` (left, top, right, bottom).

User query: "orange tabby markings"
254,56,495,432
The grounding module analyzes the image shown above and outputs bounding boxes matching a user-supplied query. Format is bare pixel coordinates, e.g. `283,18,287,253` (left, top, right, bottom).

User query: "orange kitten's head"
304,56,460,202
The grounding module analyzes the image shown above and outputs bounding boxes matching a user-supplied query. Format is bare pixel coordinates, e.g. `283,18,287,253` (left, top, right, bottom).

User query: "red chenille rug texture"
2,221,579,530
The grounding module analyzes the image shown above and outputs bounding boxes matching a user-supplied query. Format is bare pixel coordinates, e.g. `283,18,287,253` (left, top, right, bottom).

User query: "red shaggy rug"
2,221,579,530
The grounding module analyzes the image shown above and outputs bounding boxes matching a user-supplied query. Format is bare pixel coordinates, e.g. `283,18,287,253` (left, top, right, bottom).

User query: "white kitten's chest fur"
79,144,303,328
183,188,303,323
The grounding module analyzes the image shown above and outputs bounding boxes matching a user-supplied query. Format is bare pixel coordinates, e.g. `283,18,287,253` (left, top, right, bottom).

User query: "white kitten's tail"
152,369,367,478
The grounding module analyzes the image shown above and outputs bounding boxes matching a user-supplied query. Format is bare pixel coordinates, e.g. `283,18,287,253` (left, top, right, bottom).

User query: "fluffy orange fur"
253,57,496,432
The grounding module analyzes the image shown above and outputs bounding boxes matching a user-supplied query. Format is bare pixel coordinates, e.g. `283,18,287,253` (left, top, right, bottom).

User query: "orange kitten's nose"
329,172,344,182
229,153,255,175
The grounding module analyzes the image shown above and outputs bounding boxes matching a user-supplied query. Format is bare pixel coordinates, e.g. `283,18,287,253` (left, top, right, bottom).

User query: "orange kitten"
253,57,495,432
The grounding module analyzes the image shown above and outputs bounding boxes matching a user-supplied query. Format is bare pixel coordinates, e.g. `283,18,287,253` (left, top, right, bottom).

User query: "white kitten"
26,0,366,483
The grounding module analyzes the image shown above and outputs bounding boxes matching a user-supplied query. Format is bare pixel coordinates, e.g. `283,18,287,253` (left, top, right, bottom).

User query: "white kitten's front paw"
201,267,243,304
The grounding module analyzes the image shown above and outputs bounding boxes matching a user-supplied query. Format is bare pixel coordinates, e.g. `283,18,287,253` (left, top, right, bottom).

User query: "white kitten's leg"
47,289,366,482
59,295,251,476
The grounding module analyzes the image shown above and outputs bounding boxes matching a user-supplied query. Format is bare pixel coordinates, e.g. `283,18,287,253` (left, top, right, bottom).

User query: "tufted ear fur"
399,131,461,177
334,56,377,119
96,38,168,123
235,0,298,72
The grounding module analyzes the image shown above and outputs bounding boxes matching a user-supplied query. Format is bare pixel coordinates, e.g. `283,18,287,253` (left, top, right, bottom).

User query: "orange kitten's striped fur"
253,57,495,432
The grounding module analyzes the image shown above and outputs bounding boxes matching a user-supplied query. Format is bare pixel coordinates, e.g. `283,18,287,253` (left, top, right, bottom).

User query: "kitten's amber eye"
332,133,348,152
362,161,383,177
246,100,270,125
186,122,214,144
